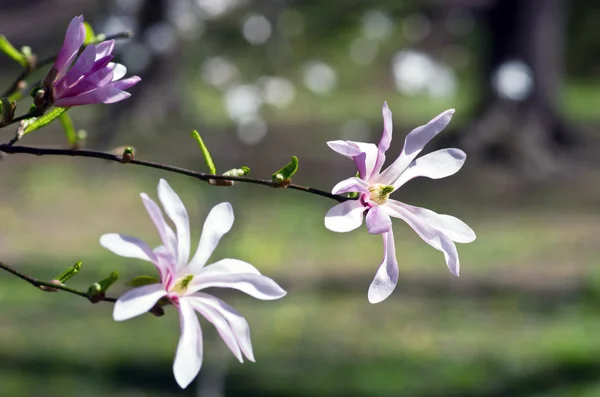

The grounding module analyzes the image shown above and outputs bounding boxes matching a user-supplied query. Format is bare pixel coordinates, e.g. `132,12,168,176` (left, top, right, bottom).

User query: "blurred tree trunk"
462,0,572,180
91,0,183,148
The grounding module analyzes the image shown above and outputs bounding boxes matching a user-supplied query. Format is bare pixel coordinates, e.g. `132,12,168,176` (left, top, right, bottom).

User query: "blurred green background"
1,0,600,396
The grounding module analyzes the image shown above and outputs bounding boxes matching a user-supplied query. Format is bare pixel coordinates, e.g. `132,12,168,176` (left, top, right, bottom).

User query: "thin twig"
0,260,117,303
0,144,352,202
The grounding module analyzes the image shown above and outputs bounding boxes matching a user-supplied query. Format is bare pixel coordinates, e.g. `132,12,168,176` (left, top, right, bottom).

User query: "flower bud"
39,279,61,292
0,97,16,126
120,147,135,163
33,89,47,109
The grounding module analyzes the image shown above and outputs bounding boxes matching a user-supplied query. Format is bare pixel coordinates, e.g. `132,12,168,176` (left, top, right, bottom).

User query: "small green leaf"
223,166,250,177
347,192,359,199
22,107,69,135
191,130,216,174
98,271,119,292
0,35,28,67
58,111,77,145
127,275,159,287
83,22,96,45
54,261,82,283
87,271,119,296
272,156,299,182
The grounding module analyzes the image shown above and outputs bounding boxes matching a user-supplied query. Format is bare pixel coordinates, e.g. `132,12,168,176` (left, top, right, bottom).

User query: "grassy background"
1,135,600,396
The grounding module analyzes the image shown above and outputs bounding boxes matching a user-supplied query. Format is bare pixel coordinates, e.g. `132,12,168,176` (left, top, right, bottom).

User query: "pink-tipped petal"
373,102,393,175
331,177,370,195
173,299,203,389
376,109,455,185
385,200,460,276
324,200,366,233
190,273,287,301
393,148,466,189
157,179,191,271
140,192,178,255
368,231,399,303
365,205,392,234
113,283,167,321
99,233,156,262
187,203,234,273
193,293,255,362
53,16,86,78
187,297,243,362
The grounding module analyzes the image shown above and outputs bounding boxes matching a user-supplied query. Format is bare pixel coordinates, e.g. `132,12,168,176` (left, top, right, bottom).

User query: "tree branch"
0,260,117,303
0,144,352,202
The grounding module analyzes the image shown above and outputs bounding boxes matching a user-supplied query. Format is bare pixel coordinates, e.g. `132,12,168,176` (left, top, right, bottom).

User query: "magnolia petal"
94,40,115,60
391,201,476,243
324,200,366,233
110,75,141,91
327,140,379,181
63,44,97,87
153,247,176,285
141,193,177,255
368,231,399,304
187,203,234,273
331,177,370,196
327,140,362,158
157,179,191,271
198,259,261,278
68,68,113,94
113,283,166,321
385,200,460,276
54,84,128,107
187,296,243,362
365,205,392,234
173,299,203,389
82,55,114,82
109,63,128,81
193,293,255,361
190,273,287,300
352,142,379,181
99,233,156,262
393,148,466,189
376,109,455,186
53,15,86,78
373,102,393,175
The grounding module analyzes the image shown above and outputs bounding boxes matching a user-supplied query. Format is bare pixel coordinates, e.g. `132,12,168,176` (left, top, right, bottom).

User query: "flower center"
169,274,194,295
368,184,394,205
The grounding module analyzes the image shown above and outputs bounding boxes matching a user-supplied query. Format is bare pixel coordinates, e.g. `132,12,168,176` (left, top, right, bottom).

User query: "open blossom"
325,102,476,304
42,15,140,107
100,179,286,389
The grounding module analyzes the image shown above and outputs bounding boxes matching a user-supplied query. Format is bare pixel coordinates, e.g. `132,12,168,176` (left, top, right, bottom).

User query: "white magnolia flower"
325,102,476,304
100,179,286,389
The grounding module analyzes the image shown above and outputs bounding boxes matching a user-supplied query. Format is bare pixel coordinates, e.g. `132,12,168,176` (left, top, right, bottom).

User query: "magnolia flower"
325,102,476,304
42,15,140,107
100,179,286,389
